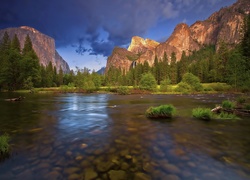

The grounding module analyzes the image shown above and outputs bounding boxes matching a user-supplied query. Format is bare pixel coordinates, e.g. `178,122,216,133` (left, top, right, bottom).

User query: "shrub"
175,82,191,94
222,100,235,109
203,86,214,92
139,73,157,91
192,108,213,120
209,83,232,92
181,73,203,92
160,78,171,92
0,134,10,158
117,86,130,95
146,104,176,119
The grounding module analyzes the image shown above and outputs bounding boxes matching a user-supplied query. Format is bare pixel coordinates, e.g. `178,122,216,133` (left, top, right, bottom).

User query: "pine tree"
22,34,33,55
11,34,21,52
20,34,41,88
170,52,177,84
153,55,160,84
241,14,250,59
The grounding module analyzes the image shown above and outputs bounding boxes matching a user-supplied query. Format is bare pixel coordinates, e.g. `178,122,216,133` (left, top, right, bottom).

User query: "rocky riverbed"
0,93,249,179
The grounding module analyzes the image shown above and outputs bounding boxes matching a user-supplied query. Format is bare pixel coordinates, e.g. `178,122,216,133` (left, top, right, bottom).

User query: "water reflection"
0,93,249,179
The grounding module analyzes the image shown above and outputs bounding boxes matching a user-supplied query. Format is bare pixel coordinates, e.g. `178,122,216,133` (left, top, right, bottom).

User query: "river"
0,93,250,179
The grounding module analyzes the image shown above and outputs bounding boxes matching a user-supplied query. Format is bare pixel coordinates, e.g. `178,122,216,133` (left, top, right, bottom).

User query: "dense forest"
0,15,249,92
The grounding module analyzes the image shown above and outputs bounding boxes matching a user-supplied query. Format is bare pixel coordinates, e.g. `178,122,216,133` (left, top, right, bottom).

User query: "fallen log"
5,96,23,102
211,106,250,117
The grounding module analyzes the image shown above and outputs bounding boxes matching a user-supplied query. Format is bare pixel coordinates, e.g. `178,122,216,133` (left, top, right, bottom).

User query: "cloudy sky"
1,0,236,71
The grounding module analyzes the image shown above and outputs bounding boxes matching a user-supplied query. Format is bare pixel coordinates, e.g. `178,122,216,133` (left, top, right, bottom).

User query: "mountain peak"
0,26,70,73
128,36,159,54
105,0,249,73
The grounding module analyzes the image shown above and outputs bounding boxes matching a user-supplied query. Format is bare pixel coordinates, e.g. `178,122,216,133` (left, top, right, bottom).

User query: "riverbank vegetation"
0,134,10,161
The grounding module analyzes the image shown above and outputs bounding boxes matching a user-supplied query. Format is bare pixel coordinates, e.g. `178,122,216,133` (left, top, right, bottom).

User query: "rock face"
105,0,250,73
0,26,70,73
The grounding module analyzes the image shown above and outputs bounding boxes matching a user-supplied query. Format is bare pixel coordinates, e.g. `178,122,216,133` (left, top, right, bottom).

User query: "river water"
0,93,250,180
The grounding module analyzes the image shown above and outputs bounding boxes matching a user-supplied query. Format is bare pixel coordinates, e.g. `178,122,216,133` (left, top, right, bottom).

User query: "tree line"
0,32,103,92
105,15,250,91
0,15,249,92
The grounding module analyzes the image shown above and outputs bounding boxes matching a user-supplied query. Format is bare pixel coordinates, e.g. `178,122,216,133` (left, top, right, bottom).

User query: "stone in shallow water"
143,162,154,172
18,170,34,179
153,146,165,158
96,161,114,173
84,168,98,180
75,155,83,161
66,151,73,157
68,173,81,180
121,162,129,170
164,174,180,180
45,171,62,179
40,147,53,158
12,166,25,174
64,167,80,175
80,143,88,149
134,172,152,180
108,170,127,180
162,164,180,174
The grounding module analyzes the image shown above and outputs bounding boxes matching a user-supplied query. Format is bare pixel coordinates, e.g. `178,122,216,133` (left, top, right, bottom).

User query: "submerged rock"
84,168,98,180
134,172,152,180
108,170,127,180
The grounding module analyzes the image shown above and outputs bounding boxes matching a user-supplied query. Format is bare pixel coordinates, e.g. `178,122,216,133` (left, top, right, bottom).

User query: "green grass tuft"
0,134,10,156
192,108,213,120
216,112,240,120
146,104,176,119
222,100,235,109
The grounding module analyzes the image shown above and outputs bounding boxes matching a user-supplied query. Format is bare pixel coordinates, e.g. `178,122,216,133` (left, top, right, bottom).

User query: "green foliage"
160,78,171,92
59,84,75,93
23,76,34,90
244,104,250,110
222,100,235,109
216,112,239,120
139,73,157,91
0,134,10,157
175,82,191,94
182,72,203,91
117,86,130,95
208,83,232,92
203,86,214,92
170,52,177,84
192,108,213,120
236,96,247,104
146,104,176,118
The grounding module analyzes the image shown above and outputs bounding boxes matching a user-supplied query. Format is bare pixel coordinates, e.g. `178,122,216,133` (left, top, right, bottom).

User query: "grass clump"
0,134,10,160
236,96,247,104
222,100,235,109
192,108,213,120
146,104,176,119
216,112,240,120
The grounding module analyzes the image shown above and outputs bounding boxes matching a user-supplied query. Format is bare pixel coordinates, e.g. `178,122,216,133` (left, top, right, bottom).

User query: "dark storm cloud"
1,0,236,57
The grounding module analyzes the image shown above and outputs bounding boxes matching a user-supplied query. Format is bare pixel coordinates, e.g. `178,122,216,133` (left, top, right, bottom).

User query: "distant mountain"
96,67,106,75
0,26,70,73
106,0,250,73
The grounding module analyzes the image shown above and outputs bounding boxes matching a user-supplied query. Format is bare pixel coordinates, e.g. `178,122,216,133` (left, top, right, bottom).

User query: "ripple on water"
0,94,250,179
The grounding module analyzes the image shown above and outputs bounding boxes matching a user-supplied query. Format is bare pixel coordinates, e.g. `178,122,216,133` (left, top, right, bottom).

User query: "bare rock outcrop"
105,0,249,73
0,26,70,73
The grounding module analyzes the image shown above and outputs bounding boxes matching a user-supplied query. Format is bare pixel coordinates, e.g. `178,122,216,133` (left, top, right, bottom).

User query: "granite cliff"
0,26,70,73
106,0,250,73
